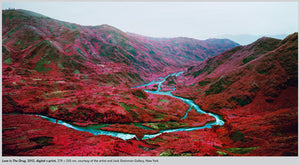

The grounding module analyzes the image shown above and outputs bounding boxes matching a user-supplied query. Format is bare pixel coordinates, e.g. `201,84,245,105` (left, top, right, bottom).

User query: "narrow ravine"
24,71,224,140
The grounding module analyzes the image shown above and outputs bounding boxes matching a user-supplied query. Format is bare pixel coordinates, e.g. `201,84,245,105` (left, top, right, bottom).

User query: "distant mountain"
216,34,289,45
2,9,239,86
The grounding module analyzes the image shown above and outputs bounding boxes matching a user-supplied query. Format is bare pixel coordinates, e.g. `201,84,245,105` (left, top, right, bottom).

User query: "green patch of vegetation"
159,99,170,103
192,70,205,78
128,49,137,56
188,83,195,87
62,22,71,29
82,44,89,51
65,47,71,52
156,105,162,109
146,137,165,144
216,151,228,156
49,105,59,112
159,149,179,156
99,45,114,57
132,123,156,130
228,95,252,106
82,75,88,79
187,66,194,71
14,40,22,46
145,122,187,130
76,47,84,55
242,56,257,64
4,57,12,64
149,50,155,55
71,24,77,30
224,147,259,154
118,103,137,112
180,153,192,156
7,28,19,36
34,57,52,72
73,69,81,74
57,63,64,69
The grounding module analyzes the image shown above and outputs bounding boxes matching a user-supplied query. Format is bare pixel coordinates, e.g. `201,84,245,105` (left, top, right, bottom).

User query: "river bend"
30,72,224,140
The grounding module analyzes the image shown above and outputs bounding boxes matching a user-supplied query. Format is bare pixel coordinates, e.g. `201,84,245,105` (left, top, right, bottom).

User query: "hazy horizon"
2,1,298,43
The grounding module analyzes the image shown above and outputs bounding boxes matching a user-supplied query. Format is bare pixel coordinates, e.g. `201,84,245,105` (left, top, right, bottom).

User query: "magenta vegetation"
2,9,298,156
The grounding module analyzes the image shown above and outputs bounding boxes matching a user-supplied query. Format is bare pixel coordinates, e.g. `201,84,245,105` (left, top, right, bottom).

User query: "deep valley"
2,9,298,156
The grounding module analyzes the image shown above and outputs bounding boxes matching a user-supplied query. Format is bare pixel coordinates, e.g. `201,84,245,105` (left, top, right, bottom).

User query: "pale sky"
1,1,298,40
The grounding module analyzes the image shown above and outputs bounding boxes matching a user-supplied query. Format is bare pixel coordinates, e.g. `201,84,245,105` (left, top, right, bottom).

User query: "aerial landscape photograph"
1,1,298,161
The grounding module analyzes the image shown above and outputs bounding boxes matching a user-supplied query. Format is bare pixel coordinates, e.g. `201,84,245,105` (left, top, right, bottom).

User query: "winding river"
33,72,224,140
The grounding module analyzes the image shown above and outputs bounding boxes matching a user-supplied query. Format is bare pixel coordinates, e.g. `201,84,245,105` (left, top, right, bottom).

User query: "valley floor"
2,71,298,156
3,105,297,156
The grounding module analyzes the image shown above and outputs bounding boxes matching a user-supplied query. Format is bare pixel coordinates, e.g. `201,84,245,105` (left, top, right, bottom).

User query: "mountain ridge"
216,33,289,45
169,32,298,156
2,9,239,85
